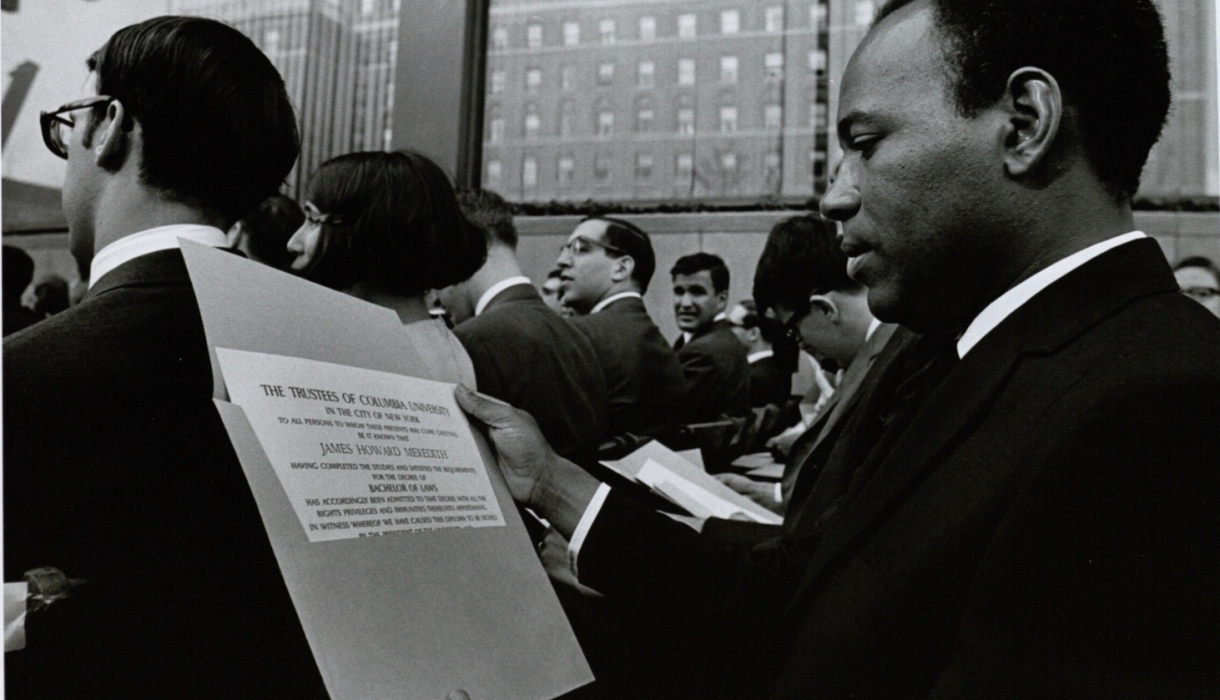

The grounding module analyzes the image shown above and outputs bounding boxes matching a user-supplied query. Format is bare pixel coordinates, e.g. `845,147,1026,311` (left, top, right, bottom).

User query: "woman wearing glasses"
287,150,487,382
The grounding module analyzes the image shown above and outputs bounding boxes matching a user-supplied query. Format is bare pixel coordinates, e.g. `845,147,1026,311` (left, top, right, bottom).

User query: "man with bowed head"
4,16,327,698
458,0,1220,696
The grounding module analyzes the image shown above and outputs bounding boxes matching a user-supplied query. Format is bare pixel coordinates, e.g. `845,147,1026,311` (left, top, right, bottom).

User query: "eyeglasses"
40,96,114,160
560,235,624,257
1181,286,1219,302
302,203,348,227
780,309,807,344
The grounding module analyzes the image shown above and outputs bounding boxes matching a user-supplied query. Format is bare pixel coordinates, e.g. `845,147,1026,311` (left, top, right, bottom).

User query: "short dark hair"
32,275,70,317
874,0,1170,200
237,194,304,270
455,188,518,249
584,216,656,294
736,299,780,345
671,252,730,294
753,214,859,314
3,246,34,299
1175,256,1220,282
299,150,487,297
87,16,299,225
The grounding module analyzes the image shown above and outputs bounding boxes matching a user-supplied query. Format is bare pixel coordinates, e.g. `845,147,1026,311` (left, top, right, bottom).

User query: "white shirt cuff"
567,483,612,581
774,482,783,504
5,582,28,652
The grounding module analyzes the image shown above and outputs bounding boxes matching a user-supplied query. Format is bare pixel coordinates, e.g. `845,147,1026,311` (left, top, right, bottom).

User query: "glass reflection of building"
170,0,402,196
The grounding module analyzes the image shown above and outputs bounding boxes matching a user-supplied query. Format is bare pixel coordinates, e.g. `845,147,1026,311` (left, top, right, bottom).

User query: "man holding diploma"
3,16,327,698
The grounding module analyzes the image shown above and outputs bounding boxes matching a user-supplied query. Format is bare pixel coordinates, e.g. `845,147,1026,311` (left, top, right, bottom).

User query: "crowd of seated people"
3,1,1219,698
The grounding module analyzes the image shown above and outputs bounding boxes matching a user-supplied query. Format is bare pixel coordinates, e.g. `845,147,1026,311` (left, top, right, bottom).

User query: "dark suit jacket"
454,283,608,466
570,295,686,439
675,319,751,422
746,353,792,409
3,250,327,699
577,239,1220,698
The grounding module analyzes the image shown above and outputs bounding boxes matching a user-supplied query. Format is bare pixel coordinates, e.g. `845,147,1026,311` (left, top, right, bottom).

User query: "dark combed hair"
238,194,304,270
671,252,730,293
1174,256,1220,276
737,299,781,345
875,0,1170,200
753,214,859,314
455,188,518,248
299,150,487,297
87,16,300,225
585,216,656,293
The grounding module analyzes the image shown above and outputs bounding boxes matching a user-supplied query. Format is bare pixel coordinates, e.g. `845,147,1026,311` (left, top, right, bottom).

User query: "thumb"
454,383,515,427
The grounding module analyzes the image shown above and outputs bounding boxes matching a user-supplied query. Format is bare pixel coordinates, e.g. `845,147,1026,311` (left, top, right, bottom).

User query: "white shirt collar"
591,290,642,314
474,276,532,316
682,311,728,343
864,317,882,342
747,349,774,364
957,231,1145,358
88,224,229,289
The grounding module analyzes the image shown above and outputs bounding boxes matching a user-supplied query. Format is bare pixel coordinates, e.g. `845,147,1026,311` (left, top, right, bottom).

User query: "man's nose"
819,164,860,222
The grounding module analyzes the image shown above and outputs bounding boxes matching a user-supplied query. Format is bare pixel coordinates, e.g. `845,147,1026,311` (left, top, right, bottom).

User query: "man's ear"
1001,67,1062,179
93,100,130,171
809,295,840,323
611,255,635,284
715,289,729,312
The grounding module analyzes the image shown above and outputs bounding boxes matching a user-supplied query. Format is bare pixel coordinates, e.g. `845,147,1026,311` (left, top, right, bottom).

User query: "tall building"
483,0,832,203
171,0,402,196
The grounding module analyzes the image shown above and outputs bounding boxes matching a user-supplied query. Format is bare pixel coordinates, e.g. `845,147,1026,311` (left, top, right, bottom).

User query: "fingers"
454,383,515,426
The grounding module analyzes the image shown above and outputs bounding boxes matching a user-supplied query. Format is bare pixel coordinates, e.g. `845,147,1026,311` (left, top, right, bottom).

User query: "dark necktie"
673,335,686,352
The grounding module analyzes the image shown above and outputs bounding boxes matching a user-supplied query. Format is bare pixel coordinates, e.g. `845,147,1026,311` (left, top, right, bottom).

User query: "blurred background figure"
286,150,487,382
540,268,572,316
3,245,41,336
31,274,70,318
728,299,793,409
1174,256,1220,318
227,193,305,270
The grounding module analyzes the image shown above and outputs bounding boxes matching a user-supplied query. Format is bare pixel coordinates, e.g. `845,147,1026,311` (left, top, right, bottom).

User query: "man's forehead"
839,2,946,116
673,270,713,287
570,219,609,241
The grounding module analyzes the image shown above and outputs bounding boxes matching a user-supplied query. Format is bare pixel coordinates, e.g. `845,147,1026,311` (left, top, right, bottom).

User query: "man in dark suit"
438,188,608,467
727,300,792,410
458,0,1220,696
557,216,686,440
3,17,326,698
670,253,750,422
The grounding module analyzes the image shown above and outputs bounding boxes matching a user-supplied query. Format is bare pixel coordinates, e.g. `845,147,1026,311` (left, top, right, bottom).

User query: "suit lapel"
790,238,1177,602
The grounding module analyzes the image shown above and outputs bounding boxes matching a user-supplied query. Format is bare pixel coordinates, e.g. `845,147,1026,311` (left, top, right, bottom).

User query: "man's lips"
841,240,873,279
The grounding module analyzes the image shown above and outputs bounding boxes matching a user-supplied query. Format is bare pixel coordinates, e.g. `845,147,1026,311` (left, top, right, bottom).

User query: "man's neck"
91,182,224,260
466,246,525,306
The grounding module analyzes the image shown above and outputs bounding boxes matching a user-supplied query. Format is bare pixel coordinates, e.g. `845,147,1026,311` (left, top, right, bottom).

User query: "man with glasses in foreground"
556,216,685,440
4,16,325,699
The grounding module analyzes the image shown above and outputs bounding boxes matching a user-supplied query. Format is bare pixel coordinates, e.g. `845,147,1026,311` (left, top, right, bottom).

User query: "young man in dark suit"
458,0,1220,696
670,252,751,422
556,216,686,440
3,17,326,698
727,300,792,409
438,188,608,468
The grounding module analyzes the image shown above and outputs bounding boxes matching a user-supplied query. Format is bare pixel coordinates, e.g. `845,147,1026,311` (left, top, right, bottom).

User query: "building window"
720,10,740,35
526,68,542,92
678,13,696,39
561,65,576,91
489,116,505,143
598,62,615,85
636,103,654,133
639,16,656,42
765,103,782,130
558,100,575,136
490,70,506,94
677,107,695,135
678,58,696,86
594,153,612,181
764,151,782,188
810,101,828,130
721,152,738,172
599,19,616,45
524,109,540,139
720,56,738,85
811,3,829,29
527,23,543,49
765,6,784,32
855,1,875,26
808,49,827,73
558,156,575,185
522,156,538,189
676,152,694,181
765,52,784,82
598,110,614,136
263,29,281,53
563,21,580,46
719,106,738,133
635,152,654,179
492,26,508,50
638,60,655,88
486,159,502,185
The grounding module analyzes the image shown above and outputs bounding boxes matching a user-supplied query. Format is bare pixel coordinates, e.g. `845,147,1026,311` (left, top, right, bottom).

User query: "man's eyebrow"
836,110,870,143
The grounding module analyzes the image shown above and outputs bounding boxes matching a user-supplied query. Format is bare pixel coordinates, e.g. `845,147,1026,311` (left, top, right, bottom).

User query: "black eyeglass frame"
40,96,114,160
560,235,626,257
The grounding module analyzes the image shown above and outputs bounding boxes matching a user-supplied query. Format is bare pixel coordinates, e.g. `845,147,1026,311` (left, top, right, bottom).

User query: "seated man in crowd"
4,16,325,698
1174,255,1220,318
670,252,750,422
728,299,793,409
717,214,899,521
457,0,1220,696
557,216,686,440
438,188,608,468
